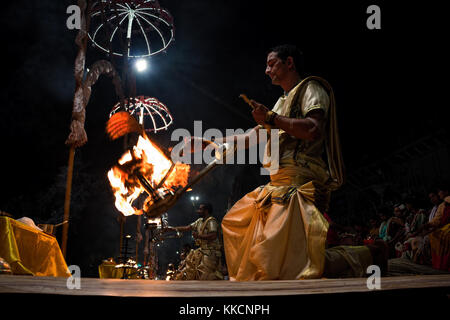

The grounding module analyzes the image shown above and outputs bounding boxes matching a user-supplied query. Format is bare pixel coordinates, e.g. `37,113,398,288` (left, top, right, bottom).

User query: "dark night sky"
0,1,447,276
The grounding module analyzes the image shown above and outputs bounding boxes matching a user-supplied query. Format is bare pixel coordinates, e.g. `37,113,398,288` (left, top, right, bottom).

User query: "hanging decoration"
88,0,175,58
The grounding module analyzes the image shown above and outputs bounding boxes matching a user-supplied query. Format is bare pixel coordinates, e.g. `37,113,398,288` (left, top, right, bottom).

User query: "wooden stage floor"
2,274,449,319
1,274,450,297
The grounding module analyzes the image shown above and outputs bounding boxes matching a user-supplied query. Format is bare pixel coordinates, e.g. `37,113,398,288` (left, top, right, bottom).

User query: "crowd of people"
325,184,450,272
167,182,449,280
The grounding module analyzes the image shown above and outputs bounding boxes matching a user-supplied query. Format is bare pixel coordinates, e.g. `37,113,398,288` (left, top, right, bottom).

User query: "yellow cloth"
429,196,450,228
98,263,121,279
98,263,139,279
176,247,223,280
429,224,450,260
222,179,329,280
0,216,70,277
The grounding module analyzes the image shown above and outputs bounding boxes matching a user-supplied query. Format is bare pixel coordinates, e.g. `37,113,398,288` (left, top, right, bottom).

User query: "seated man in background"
386,204,408,258
171,203,223,280
407,185,449,268
416,185,450,270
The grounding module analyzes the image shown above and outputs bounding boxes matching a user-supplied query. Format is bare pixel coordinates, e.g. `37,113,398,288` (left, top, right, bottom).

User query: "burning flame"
147,217,161,226
108,134,190,216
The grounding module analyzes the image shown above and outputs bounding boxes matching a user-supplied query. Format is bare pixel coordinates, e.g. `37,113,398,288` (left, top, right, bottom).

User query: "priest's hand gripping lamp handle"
106,112,233,219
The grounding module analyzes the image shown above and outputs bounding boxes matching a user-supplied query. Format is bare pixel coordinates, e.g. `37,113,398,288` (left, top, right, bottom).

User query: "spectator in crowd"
405,184,449,269
428,195,450,271
427,189,442,222
368,217,380,239
319,182,449,272
405,197,426,235
437,185,449,202
351,222,367,245
399,195,430,263
411,209,427,233
417,185,450,270
386,204,408,258
403,199,415,230
417,185,449,234
378,212,389,241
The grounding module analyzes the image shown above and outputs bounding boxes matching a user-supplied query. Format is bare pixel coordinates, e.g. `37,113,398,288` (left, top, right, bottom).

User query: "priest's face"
196,204,207,218
265,51,289,86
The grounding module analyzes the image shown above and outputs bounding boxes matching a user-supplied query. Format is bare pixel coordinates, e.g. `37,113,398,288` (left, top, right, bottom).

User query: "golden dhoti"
222,166,330,280
176,248,223,280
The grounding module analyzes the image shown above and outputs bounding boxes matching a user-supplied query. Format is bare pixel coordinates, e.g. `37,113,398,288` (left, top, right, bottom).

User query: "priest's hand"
250,100,269,126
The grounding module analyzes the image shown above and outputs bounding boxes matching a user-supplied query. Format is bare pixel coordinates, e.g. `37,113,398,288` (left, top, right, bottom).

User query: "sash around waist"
269,165,329,187
261,166,331,212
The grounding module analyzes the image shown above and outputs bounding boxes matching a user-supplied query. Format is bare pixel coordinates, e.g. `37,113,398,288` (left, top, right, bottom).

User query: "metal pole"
119,214,124,260
136,215,140,264
62,145,75,258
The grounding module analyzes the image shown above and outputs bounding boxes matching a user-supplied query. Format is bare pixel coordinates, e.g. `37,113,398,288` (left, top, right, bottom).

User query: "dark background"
0,1,447,277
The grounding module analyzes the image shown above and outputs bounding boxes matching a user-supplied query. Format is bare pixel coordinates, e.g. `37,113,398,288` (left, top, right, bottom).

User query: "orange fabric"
0,216,70,277
222,181,329,280
429,223,450,271
429,199,450,271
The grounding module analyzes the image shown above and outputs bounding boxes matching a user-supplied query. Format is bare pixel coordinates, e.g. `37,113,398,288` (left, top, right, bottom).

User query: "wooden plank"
1,274,449,297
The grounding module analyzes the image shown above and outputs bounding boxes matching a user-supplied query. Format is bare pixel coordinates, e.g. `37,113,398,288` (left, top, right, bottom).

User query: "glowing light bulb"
135,59,148,72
